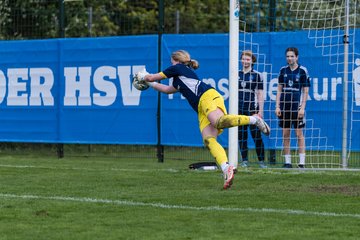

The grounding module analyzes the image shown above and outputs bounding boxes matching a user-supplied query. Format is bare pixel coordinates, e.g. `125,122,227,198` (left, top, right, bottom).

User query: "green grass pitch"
0,154,359,240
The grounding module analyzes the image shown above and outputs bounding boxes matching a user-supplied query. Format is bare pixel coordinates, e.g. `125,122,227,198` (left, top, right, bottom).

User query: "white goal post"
228,0,239,169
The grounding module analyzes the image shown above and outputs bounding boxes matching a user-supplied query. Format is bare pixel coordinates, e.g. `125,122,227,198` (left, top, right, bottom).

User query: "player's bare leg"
296,128,306,168
282,128,292,168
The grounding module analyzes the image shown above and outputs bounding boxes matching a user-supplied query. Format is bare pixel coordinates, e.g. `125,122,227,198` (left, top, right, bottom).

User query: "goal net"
230,0,359,169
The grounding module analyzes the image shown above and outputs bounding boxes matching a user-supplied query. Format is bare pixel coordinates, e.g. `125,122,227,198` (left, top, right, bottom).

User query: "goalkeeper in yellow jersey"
136,50,270,189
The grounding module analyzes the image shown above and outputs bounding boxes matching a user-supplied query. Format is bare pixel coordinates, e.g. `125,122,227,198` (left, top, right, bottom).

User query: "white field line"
0,193,359,219
1,164,359,174
0,164,180,172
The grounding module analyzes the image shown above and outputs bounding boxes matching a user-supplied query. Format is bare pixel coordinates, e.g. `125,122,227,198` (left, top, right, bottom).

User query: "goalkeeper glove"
136,68,149,81
136,68,158,88
132,68,150,91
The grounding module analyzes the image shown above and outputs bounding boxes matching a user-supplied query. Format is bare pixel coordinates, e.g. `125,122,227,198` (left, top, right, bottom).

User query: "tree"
0,0,58,39
0,0,358,40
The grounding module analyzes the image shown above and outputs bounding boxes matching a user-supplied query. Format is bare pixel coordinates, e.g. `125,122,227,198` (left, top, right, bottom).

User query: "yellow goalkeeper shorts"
198,89,227,134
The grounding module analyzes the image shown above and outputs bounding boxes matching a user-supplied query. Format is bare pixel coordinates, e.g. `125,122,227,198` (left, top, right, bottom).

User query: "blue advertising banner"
0,39,59,142
0,32,358,151
0,36,159,144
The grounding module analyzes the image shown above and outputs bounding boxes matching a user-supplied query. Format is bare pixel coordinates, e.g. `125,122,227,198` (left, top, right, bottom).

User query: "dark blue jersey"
278,64,310,110
238,69,263,111
161,64,212,112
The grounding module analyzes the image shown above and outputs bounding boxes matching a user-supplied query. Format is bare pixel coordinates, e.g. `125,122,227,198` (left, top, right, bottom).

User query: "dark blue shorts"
278,110,305,129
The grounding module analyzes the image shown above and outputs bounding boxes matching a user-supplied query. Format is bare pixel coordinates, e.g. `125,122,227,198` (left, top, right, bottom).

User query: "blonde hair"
241,50,257,65
171,50,199,69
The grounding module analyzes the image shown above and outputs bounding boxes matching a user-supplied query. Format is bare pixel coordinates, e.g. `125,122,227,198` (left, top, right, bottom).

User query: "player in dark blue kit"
238,50,267,168
136,50,270,189
275,47,310,168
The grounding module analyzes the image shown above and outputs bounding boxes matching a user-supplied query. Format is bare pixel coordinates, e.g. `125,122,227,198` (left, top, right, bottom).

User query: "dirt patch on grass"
35,210,49,216
310,185,360,196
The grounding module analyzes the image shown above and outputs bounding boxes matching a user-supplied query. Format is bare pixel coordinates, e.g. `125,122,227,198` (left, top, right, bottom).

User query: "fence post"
59,0,65,38
157,0,165,162
57,0,65,158
269,0,276,32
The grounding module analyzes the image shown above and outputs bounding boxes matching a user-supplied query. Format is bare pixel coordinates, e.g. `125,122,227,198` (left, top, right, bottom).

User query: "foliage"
165,0,229,33
0,0,59,39
0,0,358,39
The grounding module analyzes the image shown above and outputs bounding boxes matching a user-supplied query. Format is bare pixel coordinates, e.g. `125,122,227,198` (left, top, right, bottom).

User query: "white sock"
299,153,305,165
285,154,291,164
220,162,229,172
249,116,257,124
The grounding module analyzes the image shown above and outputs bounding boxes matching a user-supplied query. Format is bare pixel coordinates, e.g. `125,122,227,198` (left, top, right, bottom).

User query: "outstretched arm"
150,82,178,94
144,73,164,82
144,73,178,94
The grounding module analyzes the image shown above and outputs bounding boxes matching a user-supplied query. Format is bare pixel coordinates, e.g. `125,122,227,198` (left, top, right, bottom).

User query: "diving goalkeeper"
135,50,270,190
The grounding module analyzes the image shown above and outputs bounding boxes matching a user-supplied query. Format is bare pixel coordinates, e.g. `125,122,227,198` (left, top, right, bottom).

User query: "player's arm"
275,69,285,117
144,73,164,82
298,86,309,118
300,86,309,110
151,82,177,94
256,73,264,117
275,84,282,117
144,72,178,94
299,70,310,117
257,89,264,118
